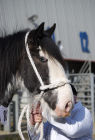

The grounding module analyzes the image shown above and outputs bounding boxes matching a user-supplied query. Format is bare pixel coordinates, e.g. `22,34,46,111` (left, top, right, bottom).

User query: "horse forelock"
39,36,64,67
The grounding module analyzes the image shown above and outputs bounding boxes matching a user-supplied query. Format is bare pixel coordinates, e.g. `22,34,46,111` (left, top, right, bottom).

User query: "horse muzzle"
54,101,73,118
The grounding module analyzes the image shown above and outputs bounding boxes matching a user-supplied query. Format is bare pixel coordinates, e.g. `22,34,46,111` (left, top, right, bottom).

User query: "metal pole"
89,61,91,73
90,73,94,122
13,94,19,131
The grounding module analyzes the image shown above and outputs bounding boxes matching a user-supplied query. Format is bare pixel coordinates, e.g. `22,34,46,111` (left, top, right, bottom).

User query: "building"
0,0,95,73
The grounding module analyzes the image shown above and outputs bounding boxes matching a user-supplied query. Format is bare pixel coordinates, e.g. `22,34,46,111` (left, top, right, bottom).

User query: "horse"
0,22,74,122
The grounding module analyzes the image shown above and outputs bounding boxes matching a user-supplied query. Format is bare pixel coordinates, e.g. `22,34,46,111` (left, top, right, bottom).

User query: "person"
29,84,93,140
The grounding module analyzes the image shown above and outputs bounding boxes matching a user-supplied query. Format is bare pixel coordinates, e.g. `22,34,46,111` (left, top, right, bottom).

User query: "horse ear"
35,22,44,37
46,24,56,37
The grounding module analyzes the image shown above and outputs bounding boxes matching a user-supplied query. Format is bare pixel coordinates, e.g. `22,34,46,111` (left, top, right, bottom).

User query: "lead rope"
18,31,45,140
18,31,71,140
25,32,45,140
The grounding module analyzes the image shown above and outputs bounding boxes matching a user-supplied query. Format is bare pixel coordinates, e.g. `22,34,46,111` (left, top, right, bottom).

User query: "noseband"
25,31,71,98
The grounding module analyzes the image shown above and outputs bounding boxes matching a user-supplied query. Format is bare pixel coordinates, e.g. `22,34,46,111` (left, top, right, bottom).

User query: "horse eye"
40,56,48,63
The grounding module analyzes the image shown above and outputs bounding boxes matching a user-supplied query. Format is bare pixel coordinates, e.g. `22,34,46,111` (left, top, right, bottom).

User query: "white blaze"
48,58,74,111
40,49,74,116
39,48,74,114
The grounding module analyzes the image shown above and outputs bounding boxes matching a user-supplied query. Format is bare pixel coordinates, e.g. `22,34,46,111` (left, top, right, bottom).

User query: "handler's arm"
45,108,93,138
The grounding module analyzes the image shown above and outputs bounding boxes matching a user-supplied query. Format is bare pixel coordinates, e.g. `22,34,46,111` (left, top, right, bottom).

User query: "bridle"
18,31,71,140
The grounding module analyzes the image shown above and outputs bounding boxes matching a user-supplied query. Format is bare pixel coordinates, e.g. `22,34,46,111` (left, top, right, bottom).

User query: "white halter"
24,31,70,93
18,31,70,140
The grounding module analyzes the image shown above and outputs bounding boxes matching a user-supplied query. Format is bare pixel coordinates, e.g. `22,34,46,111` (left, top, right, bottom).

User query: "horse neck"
0,31,27,106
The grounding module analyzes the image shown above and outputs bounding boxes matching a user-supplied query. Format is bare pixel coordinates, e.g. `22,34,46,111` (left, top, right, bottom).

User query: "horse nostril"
65,101,72,113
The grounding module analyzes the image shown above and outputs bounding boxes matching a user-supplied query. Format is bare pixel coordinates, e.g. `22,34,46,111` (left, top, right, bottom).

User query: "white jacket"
28,102,93,140
43,101,93,140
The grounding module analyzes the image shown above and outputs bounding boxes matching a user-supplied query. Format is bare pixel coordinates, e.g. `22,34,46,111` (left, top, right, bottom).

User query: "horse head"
18,23,74,118
0,22,74,118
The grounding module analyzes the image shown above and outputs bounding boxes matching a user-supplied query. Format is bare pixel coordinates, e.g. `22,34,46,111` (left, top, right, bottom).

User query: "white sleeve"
46,108,93,138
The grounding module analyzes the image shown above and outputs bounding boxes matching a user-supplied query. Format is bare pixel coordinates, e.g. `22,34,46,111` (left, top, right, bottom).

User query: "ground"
0,125,95,140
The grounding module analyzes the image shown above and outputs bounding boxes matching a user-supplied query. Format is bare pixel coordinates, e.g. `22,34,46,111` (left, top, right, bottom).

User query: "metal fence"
0,73,95,132
68,73,95,121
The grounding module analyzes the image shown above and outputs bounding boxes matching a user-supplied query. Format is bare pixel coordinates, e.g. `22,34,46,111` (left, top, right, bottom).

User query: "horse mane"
0,30,27,95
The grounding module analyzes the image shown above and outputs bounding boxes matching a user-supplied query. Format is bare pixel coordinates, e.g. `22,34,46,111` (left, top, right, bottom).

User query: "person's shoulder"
73,102,93,125
79,102,93,123
73,102,92,118
75,102,92,115
73,101,83,111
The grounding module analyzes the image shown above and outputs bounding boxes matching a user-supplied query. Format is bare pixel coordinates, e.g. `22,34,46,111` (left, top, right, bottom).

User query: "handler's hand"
30,103,43,125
